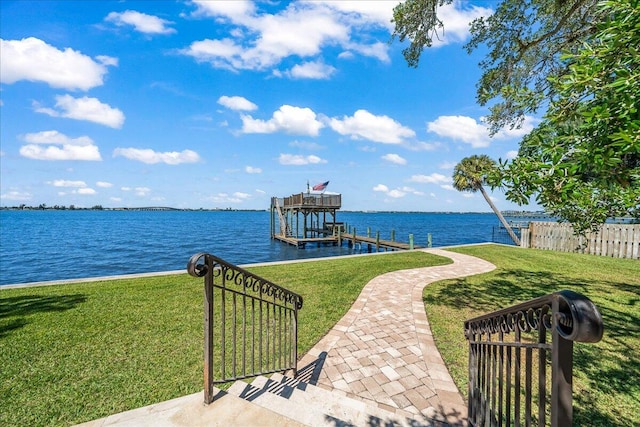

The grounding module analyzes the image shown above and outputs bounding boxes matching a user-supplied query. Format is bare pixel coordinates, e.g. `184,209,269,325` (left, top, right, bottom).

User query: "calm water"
0,210,510,286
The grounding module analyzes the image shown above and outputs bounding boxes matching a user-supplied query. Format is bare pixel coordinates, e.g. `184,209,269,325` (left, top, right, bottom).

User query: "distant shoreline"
0,206,551,216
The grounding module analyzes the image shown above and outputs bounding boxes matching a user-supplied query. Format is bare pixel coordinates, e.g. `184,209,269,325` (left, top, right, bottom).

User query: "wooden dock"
273,234,339,248
270,190,426,252
340,233,422,251
272,232,422,251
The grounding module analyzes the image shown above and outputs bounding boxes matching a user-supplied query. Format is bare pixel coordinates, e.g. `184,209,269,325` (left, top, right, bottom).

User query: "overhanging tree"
497,0,640,234
453,155,520,245
392,0,639,234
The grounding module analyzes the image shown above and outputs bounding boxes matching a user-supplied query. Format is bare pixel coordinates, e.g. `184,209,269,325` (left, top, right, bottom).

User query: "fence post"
427,233,432,248
409,234,414,250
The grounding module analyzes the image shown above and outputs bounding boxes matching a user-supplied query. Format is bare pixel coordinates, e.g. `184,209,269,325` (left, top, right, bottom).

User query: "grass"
0,251,449,427
422,245,640,427
2,246,638,426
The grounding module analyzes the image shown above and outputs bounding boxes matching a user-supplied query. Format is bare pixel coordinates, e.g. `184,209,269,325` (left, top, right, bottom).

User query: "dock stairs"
219,372,450,427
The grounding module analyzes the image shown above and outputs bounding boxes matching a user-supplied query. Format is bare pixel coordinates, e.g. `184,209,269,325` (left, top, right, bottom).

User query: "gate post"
203,255,215,404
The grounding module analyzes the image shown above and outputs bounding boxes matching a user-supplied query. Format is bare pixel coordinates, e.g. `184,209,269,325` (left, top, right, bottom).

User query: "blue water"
0,210,509,286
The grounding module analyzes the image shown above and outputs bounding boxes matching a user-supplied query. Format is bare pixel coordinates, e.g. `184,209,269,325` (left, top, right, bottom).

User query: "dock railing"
280,193,342,209
464,290,603,426
188,253,304,404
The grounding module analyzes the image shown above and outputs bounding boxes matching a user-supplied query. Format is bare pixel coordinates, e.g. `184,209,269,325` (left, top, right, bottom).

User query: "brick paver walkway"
297,248,496,425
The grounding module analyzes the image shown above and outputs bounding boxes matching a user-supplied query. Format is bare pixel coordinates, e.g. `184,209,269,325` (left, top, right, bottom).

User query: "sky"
0,0,541,212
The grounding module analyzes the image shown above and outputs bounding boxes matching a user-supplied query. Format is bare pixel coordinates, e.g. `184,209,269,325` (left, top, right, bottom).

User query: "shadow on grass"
424,268,640,427
0,294,87,337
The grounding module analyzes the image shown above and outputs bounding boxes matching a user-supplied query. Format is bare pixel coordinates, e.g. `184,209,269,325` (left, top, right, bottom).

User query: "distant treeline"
0,204,265,212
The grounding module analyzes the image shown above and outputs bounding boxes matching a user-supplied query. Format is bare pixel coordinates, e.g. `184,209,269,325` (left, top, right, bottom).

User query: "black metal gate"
188,253,303,403
465,290,603,426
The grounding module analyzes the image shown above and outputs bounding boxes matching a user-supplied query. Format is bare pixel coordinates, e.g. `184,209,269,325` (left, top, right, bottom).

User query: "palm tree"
453,155,520,246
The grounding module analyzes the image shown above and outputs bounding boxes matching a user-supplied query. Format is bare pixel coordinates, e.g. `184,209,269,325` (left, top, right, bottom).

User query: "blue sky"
0,0,539,211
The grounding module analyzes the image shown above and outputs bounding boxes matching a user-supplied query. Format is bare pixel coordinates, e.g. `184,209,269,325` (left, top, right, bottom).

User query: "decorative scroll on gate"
464,290,603,427
188,253,304,404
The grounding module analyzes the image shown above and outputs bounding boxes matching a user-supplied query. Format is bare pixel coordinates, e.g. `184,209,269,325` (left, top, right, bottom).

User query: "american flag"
312,181,329,191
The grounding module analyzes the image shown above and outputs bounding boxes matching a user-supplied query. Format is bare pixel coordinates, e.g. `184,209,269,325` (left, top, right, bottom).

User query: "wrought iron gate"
465,290,603,426
188,253,303,404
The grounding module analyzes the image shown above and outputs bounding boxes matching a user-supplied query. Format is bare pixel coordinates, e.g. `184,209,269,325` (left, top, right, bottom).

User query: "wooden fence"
520,222,640,259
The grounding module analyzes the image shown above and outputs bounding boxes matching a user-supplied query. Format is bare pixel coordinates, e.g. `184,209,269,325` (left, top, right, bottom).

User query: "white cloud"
329,109,415,144
358,146,377,153
289,140,324,150
1,191,32,201
404,141,440,151
373,183,422,199
113,148,201,165
47,179,97,196
430,3,493,47
122,186,151,196
96,181,113,188
427,115,490,148
34,95,125,128
278,154,327,166
191,0,256,21
505,150,519,160
234,192,251,199
409,173,450,184
315,1,396,29
0,37,115,91
427,115,538,148
381,153,407,165
494,118,537,139
96,55,119,67
286,60,336,79
77,188,97,195
19,130,102,161
343,41,390,62
22,130,93,146
218,95,258,111
49,180,87,188
242,105,324,136
208,190,251,204
400,186,424,196
105,10,176,34
184,1,392,73
387,189,406,198
245,166,262,174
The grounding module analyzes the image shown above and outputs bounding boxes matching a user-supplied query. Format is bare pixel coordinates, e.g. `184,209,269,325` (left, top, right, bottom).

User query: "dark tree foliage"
496,0,640,234
392,0,601,133
392,0,639,234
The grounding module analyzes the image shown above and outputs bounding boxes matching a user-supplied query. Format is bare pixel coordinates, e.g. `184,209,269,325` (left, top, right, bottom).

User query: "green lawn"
2,246,638,427
422,245,640,427
0,251,449,427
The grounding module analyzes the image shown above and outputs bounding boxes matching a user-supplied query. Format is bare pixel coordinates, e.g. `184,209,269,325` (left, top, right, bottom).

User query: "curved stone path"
296,248,496,425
